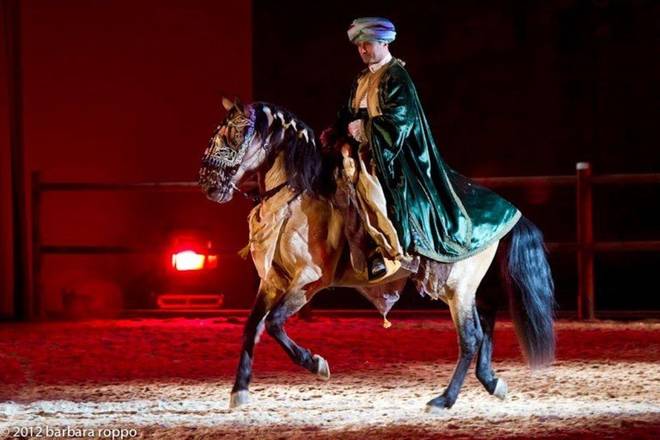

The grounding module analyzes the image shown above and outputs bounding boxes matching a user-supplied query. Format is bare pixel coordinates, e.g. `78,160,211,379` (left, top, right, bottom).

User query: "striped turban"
347,17,396,44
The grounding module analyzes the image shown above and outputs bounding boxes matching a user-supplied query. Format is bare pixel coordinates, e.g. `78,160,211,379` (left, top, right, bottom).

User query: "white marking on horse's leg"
229,390,249,409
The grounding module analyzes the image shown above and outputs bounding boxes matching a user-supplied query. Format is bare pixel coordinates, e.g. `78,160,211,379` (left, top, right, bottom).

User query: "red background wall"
3,1,658,318
0,2,12,316
1,0,255,317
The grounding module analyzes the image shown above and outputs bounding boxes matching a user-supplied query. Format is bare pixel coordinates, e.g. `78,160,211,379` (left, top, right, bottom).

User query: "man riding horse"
324,17,521,280
198,17,555,411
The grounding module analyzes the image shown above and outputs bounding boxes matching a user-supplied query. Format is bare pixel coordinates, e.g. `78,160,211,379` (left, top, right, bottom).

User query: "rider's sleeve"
366,67,416,182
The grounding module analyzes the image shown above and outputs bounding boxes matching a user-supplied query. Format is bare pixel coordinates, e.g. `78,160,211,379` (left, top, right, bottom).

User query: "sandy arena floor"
1,316,659,439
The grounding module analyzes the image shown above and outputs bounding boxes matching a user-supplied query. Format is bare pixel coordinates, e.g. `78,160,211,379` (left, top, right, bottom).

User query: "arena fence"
29,162,660,321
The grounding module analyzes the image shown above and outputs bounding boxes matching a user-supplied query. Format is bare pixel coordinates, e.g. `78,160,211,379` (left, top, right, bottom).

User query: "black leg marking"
232,294,269,394
265,294,318,373
427,303,484,410
475,304,500,394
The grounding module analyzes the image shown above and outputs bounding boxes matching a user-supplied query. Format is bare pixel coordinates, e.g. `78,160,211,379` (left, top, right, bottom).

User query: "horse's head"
199,98,266,203
200,99,327,203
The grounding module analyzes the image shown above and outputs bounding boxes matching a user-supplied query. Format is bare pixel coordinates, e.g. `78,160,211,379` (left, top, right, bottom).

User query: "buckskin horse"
198,98,555,412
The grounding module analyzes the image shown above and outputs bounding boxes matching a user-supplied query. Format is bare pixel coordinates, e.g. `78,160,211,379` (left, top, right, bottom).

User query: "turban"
347,17,396,44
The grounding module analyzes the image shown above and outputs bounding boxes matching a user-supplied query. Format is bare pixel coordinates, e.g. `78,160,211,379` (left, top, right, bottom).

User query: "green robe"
340,58,521,263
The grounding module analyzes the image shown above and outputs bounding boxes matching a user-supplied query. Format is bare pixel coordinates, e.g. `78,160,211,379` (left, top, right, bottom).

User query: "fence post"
576,162,595,320
31,171,43,319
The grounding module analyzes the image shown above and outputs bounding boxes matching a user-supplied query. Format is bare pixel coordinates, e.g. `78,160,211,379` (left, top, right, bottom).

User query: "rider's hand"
348,120,367,143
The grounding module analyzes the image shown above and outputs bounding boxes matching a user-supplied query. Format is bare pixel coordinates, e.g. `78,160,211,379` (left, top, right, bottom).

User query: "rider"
324,17,521,279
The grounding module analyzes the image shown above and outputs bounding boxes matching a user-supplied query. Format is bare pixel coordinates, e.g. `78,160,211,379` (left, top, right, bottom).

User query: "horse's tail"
499,215,556,368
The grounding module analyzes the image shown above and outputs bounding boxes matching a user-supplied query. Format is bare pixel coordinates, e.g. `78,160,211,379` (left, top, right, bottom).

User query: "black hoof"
425,395,454,412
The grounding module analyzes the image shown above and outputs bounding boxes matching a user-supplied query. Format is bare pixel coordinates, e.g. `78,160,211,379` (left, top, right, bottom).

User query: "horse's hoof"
229,390,249,409
492,378,508,400
313,354,330,381
425,395,452,413
425,404,446,414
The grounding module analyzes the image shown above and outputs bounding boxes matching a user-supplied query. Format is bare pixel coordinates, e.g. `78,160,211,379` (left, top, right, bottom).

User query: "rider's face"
356,41,389,65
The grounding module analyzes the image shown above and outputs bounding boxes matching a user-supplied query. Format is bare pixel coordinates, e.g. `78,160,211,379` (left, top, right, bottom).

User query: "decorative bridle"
200,103,314,203
199,106,256,199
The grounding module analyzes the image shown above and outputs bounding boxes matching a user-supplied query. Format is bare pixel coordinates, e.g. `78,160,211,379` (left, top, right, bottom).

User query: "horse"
198,97,555,412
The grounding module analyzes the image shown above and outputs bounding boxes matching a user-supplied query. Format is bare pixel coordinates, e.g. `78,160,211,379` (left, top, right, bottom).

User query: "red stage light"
171,250,206,271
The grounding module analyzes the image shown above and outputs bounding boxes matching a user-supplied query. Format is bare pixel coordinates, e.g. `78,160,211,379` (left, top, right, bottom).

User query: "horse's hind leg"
265,289,330,380
426,298,483,411
230,290,269,409
475,304,507,399
426,242,498,412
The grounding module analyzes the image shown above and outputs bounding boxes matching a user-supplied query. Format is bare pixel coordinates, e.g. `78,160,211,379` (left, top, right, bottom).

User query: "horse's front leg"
265,288,330,380
230,290,270,409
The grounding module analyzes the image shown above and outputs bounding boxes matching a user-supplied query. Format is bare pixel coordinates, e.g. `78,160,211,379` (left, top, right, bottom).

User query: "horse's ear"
222,97,233,111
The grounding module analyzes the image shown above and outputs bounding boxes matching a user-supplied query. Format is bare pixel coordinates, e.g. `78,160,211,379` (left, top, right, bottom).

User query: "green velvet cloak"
340,58,521,263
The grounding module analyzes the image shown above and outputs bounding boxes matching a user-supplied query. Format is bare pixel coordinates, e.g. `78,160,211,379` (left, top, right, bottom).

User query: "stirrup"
367,252,387,280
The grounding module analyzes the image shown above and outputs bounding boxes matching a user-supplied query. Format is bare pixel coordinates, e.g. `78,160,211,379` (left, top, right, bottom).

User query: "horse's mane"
251,102,336,197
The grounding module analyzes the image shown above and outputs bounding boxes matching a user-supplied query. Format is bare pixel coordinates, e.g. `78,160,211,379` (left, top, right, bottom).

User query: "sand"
1,317,659,439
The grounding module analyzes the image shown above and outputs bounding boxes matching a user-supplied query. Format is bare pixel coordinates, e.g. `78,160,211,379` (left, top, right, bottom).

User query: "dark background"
253,0,660,311
1,0,658,319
